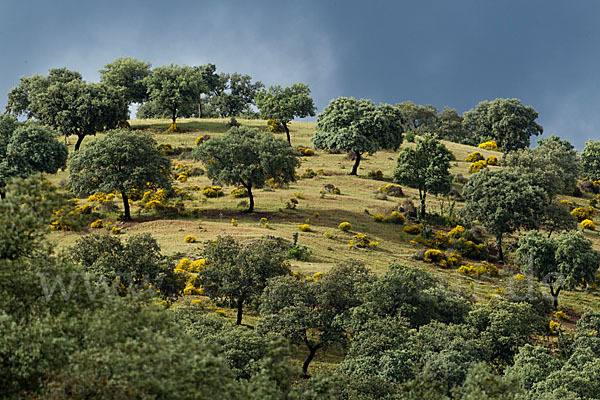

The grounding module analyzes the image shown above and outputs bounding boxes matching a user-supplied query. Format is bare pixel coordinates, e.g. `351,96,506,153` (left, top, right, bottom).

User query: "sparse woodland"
4,58,600,399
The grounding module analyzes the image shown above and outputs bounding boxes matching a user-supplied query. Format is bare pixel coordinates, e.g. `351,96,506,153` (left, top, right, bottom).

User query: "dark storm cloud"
2,0,600,148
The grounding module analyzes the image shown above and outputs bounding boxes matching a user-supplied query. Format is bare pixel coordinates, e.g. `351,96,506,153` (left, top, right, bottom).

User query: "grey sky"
2,0,600,148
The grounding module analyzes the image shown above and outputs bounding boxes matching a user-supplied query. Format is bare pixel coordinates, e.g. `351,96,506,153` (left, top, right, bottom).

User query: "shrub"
348,232,379,248
478,140,500,151
373,214,385,222
377,183,403,197
555,310,568,321
322,183,341,195
571,207,591,221
301,168,317,179
167,122,180,132
267,119,285,133
423,249,445,263
404,225,420,234
158,143,175,155
297,224,312,232
231,218,238,227
195,135,209,145
202,186,224,198
465,152,484,162
184,235,197,243
324,231,334,239
561,199,574,208
386,211,406,224
288,245,311,261
368,169,384,180
486,155,498,165
448,225,466,239
111,227,122,235
581,219,596,230
296,146,315,156
338,222,352,231
90,219,103,229
469,160,488,173
549,320,560,334
286,198,298,209
230,186,248,198
405,131,415,142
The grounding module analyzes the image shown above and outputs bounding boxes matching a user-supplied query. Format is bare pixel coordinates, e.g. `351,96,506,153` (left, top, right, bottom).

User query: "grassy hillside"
47,117,600,329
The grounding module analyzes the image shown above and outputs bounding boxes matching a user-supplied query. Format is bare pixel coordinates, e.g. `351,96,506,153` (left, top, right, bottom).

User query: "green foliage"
210,72,264,117
452,362,524,399
194,127,299,212
393,133,453,219
463,98,543,151
68,129,171,220
505,344,563,390
313,97,404,175
99,56,152,105
357,263,471,328
460,169,547,260
554,230,600,289
540,202,577,236
395,101,437,133
435,106,477,145
200,235,290,325
6,68,127,150
581,139,600,180
259,262,375,376
70,233,184,299
0,117,67,191
256,83,316,142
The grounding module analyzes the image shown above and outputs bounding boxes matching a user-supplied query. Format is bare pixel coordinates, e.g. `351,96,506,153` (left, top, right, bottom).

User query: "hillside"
46,117,600,319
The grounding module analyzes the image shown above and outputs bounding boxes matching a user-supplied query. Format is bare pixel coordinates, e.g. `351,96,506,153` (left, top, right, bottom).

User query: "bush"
486,155,498,165
465,152,484,162
267,119,285,133
377,183,403,197
373,214,385,222
202,186,224,198
322,183,341,195
230,186,248,198
297,146,315,156
111,227,122,235
423,249,445,263
167,122,180,132
405,131,415,142
469,160,488,173
90,219,103,229
184,235,196,243
368,170,384,180
297,224,312,232
301,168,317,179
478,140,500,151
404,225,420,235
348,232,379,248
581,219,596,230
338,222,352,231
324,231,334,239
571,207,591,221
288,245,311,261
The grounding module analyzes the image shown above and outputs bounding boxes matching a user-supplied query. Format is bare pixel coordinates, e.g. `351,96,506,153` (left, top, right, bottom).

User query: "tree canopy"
210,72,264,118
463,98,543,151
461,169,548,261
313,97,404,175
193,127,299,212
200,235,290,325
0,116,67,196
256,83,316,143
393,133,453,220
68,129,171,220
581,139,600,180
395,101,438,133
99,56,152,105
6,68,127,150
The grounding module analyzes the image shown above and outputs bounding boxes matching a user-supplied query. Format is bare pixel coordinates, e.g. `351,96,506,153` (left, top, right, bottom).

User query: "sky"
1,0,600,148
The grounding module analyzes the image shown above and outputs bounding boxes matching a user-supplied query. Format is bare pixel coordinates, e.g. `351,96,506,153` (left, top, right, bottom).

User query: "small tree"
141,64,202,124
435,107,477,145
258,263,374,377
68,129,171,220
393,133,453,220
395,101,438,133
71,233,184,299
0,116,67,197
193,127,299,212
463,98,543,151
581,139,600,180
99,57,152,106
6,69,127,150
256,83,316,143
199,236,290,325
461,170,548,261
210,72,264,117
313,97,404,175
516,230,600,309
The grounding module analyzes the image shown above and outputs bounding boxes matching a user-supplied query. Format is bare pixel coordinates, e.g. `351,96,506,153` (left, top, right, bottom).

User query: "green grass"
48,117,600,320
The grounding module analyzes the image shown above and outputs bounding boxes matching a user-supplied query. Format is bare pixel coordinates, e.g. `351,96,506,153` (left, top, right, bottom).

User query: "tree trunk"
198,101,203,118
419,190,426,221
172,105,177,124
550,284,560,310
496,234,504,262
350,152,361,175
74,135,85,151
236,296,244,325
244,185,254,213
302,344,319,378
0,190,5,200
283,122,291,144
121,191,131,221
